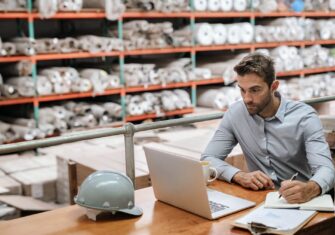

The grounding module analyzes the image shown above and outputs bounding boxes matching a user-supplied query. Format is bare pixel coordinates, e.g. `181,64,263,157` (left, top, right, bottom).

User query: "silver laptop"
143,143,255,220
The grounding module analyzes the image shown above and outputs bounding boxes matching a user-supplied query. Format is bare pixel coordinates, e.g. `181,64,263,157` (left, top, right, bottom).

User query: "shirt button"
271,172,276,176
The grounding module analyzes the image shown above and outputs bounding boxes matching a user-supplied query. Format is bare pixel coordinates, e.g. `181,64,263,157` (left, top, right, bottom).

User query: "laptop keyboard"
209,200,229,213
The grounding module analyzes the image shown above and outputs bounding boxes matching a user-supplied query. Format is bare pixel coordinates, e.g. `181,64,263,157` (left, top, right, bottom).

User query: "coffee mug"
201,161,218,185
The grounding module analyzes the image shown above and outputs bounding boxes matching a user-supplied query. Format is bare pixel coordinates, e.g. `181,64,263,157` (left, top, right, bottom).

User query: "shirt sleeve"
201,111,241,182
302,110,335,194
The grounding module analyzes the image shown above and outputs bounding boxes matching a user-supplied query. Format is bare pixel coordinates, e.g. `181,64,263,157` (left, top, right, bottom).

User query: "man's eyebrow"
237,85,262,89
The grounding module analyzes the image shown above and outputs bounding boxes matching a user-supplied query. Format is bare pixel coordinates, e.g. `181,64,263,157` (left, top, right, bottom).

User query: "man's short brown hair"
233,53,275,87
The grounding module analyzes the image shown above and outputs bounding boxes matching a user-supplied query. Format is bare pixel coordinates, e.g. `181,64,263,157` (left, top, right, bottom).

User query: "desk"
0,181,334,235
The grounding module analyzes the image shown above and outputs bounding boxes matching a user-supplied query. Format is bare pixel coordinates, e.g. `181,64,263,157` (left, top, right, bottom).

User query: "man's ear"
271,80,279,92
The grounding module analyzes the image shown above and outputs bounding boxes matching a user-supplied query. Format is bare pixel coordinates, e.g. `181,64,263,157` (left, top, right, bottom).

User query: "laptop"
143,143,255,220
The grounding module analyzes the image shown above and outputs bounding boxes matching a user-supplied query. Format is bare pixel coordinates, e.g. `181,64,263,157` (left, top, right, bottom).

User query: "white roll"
212,24,227,45
193,0,207,11
220,0,233,11
233,0,248,11
35,0,58,19
58,0,83,11
239,23,254,43
194,23,214,46
208,0,221,11
330,0,335,10
83,0,125,21
226,24,241,44
36,75,53,96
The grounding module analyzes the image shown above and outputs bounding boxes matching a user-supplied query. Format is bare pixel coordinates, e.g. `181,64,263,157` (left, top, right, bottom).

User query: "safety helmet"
74,170,143,218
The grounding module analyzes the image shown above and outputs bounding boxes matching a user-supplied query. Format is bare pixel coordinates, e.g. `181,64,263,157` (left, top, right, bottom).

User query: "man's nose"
243,92,253,104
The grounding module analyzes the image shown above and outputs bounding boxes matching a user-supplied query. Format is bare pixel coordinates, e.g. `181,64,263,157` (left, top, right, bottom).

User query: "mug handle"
207,167,218,183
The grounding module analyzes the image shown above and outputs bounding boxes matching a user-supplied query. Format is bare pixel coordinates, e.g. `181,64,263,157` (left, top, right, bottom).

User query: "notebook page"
235,205,316,232
264,192,299,209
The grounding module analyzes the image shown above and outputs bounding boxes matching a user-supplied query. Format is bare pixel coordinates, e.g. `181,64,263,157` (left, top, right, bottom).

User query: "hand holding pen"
279,172,299,199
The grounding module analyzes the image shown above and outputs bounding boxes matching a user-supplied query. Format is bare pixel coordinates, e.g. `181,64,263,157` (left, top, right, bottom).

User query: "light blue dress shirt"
201,96,335,194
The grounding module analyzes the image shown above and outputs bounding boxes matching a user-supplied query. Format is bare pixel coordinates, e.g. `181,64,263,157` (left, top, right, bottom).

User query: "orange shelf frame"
277,66,335,77
0,55,30,63
0,97,34,106
123,47,192,56
0,11,29,19
125,107,194,122
194,78,225,85
35,51,120,61
37,88,122,103
125,82,192,93
123,11,191,18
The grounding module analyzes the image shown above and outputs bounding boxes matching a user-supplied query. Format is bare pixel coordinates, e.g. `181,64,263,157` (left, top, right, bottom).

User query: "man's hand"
279,180,321,203
232,171,275,190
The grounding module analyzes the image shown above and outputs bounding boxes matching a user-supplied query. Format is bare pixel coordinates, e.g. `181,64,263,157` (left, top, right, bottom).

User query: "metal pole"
124,123,136,186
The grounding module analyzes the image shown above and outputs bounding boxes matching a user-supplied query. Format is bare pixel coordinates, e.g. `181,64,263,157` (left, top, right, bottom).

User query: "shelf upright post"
27,0,39,127
190,0,197,106
118,16,126,121
250,0,256,53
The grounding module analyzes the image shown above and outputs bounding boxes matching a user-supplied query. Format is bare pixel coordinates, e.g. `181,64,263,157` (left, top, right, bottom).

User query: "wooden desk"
0,181,334,235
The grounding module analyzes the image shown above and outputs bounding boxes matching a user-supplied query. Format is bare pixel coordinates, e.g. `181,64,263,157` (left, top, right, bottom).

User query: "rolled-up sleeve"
201,112,241,182
303,111,335,194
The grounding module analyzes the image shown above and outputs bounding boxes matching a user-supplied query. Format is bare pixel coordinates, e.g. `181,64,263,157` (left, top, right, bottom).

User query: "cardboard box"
10,167,57,202
0,176,22,195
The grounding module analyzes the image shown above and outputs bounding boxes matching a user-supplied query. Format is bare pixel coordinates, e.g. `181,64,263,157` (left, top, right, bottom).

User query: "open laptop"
143,143,255,220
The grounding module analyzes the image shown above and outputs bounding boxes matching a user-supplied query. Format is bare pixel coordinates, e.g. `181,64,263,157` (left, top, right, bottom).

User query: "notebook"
143,143,255,220
264,191,335,212
233,204,317,235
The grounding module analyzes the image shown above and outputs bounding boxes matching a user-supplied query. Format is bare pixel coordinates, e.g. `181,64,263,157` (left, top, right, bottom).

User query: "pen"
279,172,299,199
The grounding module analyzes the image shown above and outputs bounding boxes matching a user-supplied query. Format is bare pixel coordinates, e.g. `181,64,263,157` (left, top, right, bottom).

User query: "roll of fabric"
35,38,60,54
212,24,227,45
80,69,111,94
239,22,254,43
194,23,214,46
58,37,80,53
36,75,53,96
233,0,248,11
226,24,241,44
83,0,125,20
71,78,92,92
0,60,32,77
103,102,122,118
208,0,221,11
316,20,333,40
220,0,233,11
0,84,18,98
174,89,192,108
5,77,35,97
10,124,40,141
256,0,277,13
330,0,335,10
193,0,207,11
11,38,36,56
35,0,58,18
2,42,16,56
127,102,145,116
0,0,26,11
0,121,19,143
58,0,83,11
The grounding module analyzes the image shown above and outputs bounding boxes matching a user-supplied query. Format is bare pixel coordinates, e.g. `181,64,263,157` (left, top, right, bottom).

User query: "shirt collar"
272,93,286,123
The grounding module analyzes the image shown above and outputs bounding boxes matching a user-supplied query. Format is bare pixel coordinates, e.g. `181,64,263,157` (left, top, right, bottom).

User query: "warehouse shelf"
125,107,194,122
2,10,335,21
0,55,30,63
0,97,34,106
34,51,121,61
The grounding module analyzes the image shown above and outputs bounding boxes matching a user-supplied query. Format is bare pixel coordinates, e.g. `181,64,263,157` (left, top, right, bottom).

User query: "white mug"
201,161,218,185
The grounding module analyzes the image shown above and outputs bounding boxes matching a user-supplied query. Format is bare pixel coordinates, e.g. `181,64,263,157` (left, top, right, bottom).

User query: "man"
201,53,335,203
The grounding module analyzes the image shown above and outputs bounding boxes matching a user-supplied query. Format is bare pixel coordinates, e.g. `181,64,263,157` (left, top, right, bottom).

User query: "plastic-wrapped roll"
71,78,92,92
5,77,34,97
127,102,144,116
271,46,290,60
2,42,16,56
212,24,227,45
11,38,36,56
220,0,233,11
36,75,53,96
59,37,80,53
197,89,228,110
80,69,111,94
103,102,122,118
0,60,32,77
194,23,214,46
239,23,254,43
208,0,221,11
35,0,58,19
233,0,248,11
0,84,18,98
257,0,277,13
316,21,333,40
107,74,120,88
58,0,83,11
255,25,266,43
35,38,59,54
10,124,39,141
330,0,335,10
193,68,212,80
226,24,240,44
193,0,207,11
83,0,125,21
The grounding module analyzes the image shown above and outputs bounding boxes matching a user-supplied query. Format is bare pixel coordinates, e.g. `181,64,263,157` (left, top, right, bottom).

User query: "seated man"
201,53,335,203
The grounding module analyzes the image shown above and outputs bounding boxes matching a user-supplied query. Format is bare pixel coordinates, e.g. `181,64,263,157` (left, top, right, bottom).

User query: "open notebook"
265,192,335,212
233,204,317,235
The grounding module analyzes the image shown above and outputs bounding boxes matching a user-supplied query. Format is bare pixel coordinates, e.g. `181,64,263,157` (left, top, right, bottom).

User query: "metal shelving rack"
0,1,335,124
